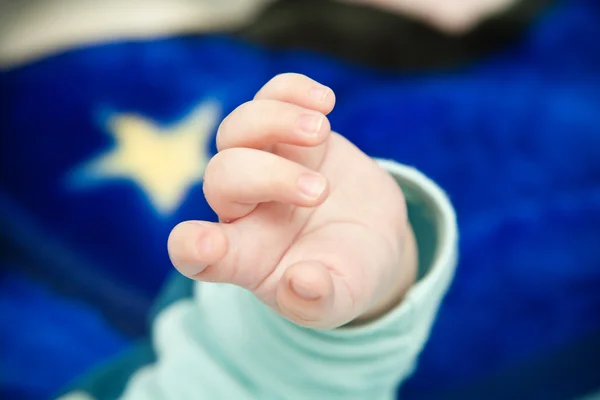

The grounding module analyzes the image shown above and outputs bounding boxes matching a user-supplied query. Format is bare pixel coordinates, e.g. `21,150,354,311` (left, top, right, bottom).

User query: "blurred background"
0,0,599,399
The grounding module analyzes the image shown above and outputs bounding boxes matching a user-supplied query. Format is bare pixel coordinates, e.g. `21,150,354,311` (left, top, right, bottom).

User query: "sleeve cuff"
240,160,458,396
308,159,458,338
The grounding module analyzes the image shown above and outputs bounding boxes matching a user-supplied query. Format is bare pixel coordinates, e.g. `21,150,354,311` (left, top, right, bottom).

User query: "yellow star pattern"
75,101,220,215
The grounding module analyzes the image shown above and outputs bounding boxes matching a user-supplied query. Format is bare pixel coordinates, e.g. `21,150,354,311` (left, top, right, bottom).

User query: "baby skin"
61,73,456,399
167,73,417,329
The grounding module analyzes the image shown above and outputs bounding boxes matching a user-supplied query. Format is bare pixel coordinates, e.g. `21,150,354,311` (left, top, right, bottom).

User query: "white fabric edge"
0,0,273,69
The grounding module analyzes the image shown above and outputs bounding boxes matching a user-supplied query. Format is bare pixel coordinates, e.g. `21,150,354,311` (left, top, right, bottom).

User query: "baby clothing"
58,160,458,399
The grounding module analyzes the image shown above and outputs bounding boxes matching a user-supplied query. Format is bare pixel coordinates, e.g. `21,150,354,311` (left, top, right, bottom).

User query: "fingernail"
297,114,323,135
291,279,321,300
297,173,327,199
309,86,329,103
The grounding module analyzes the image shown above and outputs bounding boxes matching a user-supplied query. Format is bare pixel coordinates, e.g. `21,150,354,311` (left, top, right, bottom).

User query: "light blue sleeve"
120,160,458,400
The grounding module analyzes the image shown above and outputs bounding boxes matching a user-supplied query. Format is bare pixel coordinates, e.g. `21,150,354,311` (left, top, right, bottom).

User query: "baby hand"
167,73,416,329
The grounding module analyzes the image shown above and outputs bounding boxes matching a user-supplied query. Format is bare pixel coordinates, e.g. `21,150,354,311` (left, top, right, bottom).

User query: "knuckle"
219,101,252,132
203,149,241,201
202,152,225,199
264,73,300,98
217,101,266,150
270,72,299,86
215,119,226,151
204,150,229,180
235,100,255,114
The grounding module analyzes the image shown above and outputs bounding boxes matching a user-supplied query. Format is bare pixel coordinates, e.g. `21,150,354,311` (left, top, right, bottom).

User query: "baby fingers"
216,99,331,152
203,148,329,221
254,73,335,114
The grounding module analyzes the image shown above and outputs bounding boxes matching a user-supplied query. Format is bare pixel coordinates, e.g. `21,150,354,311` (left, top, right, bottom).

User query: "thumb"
167,221,231,281
167,218,286,289
276,260,355,329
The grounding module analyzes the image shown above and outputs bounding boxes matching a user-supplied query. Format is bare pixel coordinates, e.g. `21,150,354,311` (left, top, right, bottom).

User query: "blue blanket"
1,0,599,398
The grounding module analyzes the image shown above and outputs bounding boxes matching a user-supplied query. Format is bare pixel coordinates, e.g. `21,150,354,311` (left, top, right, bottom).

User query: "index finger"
254,73,336,115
